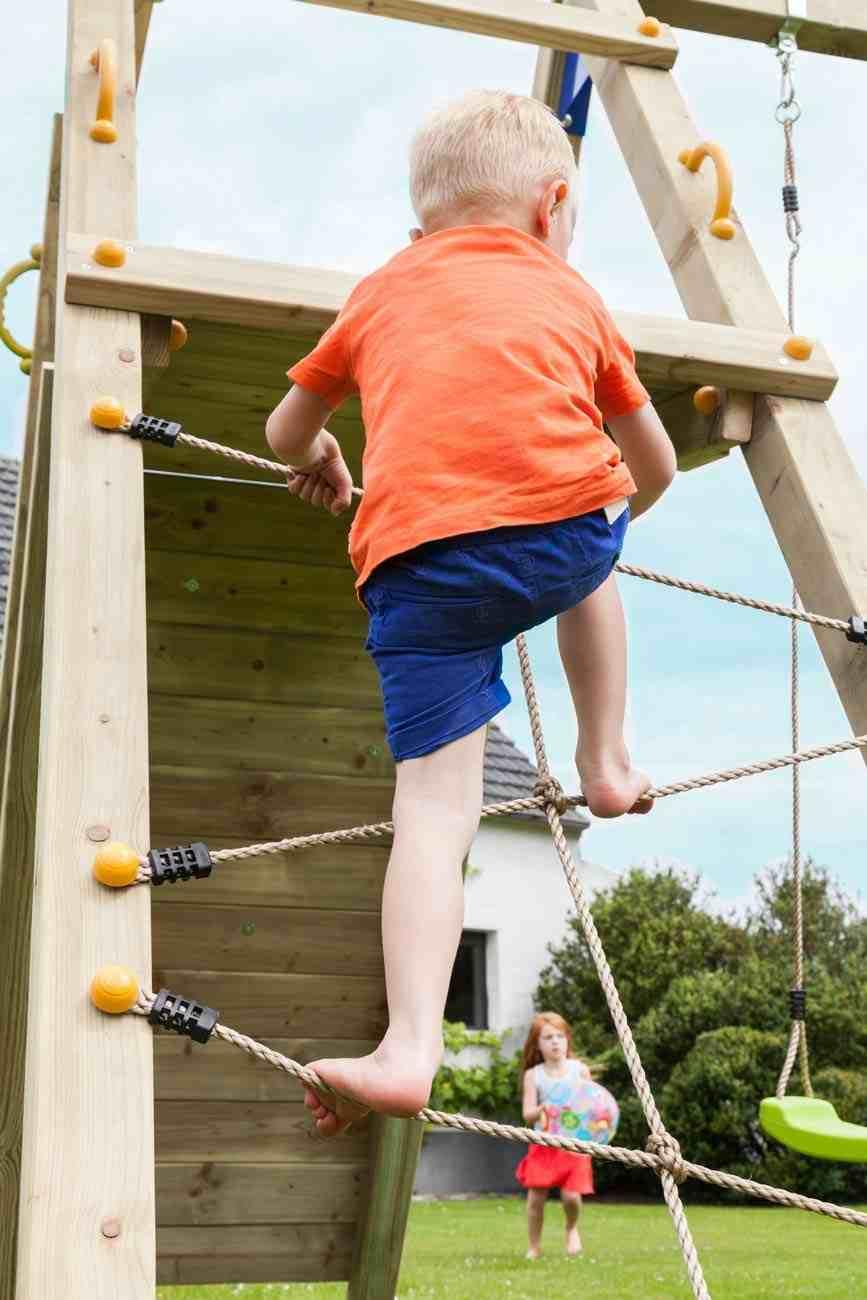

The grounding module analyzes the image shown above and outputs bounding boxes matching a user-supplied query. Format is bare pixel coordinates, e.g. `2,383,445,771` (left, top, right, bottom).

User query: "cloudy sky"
3,3,866,913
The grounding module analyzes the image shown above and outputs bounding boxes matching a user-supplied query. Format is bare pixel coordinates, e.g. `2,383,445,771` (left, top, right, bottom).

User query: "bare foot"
525,1248,541,1261
304,1041,438,1137
566,1227,583,1257
577,747,654,818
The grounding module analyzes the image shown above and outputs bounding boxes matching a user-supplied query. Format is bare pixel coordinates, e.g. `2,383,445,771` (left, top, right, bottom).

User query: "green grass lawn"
158,1196,867,1299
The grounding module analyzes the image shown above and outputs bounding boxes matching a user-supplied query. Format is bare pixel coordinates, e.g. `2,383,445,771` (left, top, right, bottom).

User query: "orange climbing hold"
784,335,814,362
169,319,189,352
92,238,126,269
92,841,140,888
90,965,139,1014
90,397,126,430
693,386,721,416
638,16,662,37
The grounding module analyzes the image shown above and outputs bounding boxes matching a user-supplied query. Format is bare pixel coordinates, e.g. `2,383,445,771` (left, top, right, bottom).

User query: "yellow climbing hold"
93,841,140,888
693,386,721,416
638,16,662,37
90,965,139,1014
169,319,189,352
709,217,737,241
784,335,814,362
93,239,126,269
90,397,126,430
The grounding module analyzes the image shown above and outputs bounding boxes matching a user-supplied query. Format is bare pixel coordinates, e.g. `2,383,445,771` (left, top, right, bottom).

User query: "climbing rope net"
89,389,867,1300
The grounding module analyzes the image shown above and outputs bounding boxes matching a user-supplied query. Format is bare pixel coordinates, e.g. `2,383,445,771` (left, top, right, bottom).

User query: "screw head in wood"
90,965,139,1014
92,842,141,888
101,1217,122,1239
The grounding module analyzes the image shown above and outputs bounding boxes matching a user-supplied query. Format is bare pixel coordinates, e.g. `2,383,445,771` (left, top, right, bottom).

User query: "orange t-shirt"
287,226,647,590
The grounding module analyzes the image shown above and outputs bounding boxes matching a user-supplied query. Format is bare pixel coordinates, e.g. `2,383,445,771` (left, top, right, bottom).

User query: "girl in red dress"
516,1012,595,1259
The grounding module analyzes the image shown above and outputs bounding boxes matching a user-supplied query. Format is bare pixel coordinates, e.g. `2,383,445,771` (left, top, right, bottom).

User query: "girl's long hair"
520,1011,574,1077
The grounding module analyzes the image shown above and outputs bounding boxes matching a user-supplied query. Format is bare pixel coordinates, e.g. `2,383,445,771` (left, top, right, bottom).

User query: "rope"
119,416,860,640
514,633,710,1297
772,25,813,1103
128,992,867,1231
130,733,867,881
613,563,850,635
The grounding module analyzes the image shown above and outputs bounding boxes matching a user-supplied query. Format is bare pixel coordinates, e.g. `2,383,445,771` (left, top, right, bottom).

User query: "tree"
535,866,747,1056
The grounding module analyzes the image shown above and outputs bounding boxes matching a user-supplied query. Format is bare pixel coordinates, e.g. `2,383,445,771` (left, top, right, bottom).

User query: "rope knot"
646,1131,688,1185
533,776,569,816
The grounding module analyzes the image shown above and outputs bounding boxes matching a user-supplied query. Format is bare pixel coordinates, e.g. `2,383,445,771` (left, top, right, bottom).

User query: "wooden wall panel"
152,903,383,977
156,1101,370,1164
156,1223,354,1284
157,1163,364,1224
154,1036,377,1099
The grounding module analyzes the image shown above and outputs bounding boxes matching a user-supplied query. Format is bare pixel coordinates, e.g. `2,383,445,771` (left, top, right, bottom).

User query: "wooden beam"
578,0,867,758
15,3,155,1297
65,239,837,401
651,0,867,61
0,113,61,1300
134,1,156,83
348,1116,424,1300
661,385,754,470
301,0,678,64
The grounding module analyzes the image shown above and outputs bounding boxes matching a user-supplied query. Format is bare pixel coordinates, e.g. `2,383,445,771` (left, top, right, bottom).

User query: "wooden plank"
298,0,679,62
154,1035,377,1099
17,3,155,1296
152,903,384,976
149,697,389,780
146,549,364,637
144,472,355,565
155,1101,370,1164
156,1162,365,1222
150,767,395,841
0,371,53,1298
149,972,388,1040
147,625,378,708
579,0,867,761
68,238,838,400
651,0,867,60
147,839,388,911
0,115,60,1300
348,1117,424,1300
156,1223,353,1285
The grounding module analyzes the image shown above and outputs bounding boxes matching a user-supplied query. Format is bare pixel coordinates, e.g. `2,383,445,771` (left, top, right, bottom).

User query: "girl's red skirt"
515,1144,594,1194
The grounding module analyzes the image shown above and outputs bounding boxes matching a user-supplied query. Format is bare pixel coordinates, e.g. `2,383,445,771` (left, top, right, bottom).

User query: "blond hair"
410,89,577,226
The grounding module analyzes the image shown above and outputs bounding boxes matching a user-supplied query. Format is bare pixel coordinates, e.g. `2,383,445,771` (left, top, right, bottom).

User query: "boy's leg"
561,1190,582,1256
526,1188,547,1258
304,724,486,1135
556,572,653,818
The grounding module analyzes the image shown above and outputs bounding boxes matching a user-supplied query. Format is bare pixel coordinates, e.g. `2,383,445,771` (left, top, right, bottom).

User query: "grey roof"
483,722,588,830
0,458,20,638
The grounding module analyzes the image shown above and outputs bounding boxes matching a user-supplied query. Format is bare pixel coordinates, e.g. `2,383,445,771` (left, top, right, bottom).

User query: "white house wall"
463,819,617,1054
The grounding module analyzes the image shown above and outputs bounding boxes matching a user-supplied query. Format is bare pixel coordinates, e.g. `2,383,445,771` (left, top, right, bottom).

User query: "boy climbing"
265,89,676,1134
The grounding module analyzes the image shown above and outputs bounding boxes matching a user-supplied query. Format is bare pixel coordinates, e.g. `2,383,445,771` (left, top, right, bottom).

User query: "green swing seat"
759,1095,867,1163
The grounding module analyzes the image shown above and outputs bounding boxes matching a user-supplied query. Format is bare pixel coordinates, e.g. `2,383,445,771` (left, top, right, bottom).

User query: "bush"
429,1022,522,1123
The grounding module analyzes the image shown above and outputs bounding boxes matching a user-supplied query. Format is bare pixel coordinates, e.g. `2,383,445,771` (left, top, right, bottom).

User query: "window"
445,930,488,1028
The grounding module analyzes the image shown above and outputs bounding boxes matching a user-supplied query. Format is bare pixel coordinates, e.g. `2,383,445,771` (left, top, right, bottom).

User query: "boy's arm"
265,384,354,515
607,401,677,521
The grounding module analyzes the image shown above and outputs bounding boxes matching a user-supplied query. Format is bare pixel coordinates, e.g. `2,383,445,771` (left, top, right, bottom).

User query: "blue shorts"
361,507,628,762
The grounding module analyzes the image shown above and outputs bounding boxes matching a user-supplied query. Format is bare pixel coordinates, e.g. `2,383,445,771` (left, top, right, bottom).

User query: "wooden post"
15,2,156,1297
347,1116,424,1299
0,116,61,1300
574,0,867,758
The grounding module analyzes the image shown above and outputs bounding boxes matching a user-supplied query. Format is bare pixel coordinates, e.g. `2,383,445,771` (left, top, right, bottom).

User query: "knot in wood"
533,776,569,816
646,1131,688,1185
